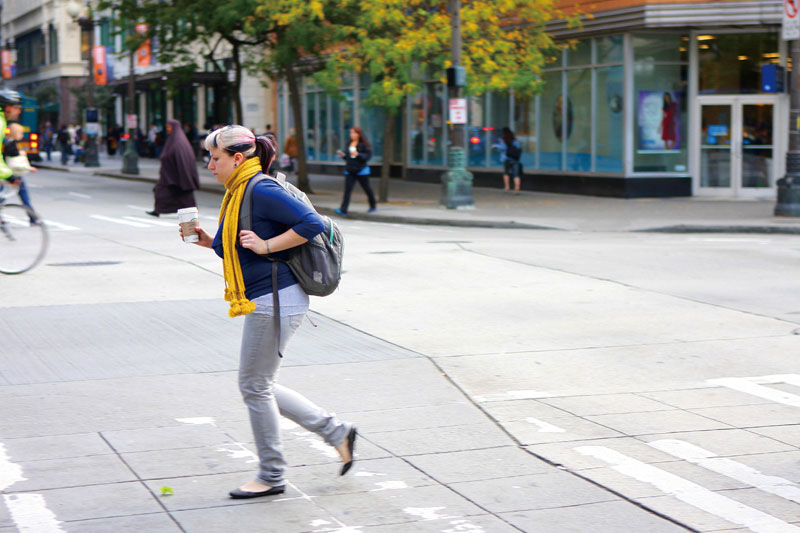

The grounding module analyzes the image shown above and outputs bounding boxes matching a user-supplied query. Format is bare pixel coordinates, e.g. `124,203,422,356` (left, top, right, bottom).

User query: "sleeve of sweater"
252,182,325,241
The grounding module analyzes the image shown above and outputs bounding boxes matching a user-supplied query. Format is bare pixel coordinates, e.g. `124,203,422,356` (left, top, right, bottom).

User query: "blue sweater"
213,177,326,300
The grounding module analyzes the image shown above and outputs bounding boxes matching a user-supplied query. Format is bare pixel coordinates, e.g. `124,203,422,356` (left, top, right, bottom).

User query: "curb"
636,224,800,235
315,207,561,230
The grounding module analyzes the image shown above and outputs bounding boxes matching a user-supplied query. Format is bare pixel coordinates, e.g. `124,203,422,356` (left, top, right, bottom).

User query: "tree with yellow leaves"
318,0,567,201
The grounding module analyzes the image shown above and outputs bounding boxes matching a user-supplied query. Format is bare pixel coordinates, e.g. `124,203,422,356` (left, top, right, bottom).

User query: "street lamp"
440,0,474,209
66,0,100,167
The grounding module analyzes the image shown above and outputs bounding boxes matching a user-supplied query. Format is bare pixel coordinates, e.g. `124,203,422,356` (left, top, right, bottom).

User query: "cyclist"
0,88,22,180
0,89,38,223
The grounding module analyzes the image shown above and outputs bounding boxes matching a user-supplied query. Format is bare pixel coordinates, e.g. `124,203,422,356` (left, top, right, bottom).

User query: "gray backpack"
239,172,343,356
239,171,343,297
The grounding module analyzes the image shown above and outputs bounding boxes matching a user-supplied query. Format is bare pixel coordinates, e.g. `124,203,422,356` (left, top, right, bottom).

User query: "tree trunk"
286,66,312,193
232,42,243,124
379,109,396,203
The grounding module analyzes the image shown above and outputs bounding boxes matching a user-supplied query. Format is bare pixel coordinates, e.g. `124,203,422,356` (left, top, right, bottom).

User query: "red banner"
1,50,11,79
93,46,107,85
136,24,150,67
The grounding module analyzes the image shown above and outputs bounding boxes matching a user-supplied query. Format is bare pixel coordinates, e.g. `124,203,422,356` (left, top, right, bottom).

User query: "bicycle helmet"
0,89,21,107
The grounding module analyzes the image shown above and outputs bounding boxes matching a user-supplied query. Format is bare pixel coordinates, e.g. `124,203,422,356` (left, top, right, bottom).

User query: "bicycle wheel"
0,204,49,275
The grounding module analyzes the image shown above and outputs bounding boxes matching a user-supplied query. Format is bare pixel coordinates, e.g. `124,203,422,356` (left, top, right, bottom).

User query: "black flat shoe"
145,210,159,217
228,485,285,499
340,426,357,476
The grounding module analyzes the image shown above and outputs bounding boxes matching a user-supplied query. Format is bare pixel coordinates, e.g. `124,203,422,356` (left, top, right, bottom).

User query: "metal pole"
440,0,474,209
82,14,100,167
121,47,139,174
776,38,800,215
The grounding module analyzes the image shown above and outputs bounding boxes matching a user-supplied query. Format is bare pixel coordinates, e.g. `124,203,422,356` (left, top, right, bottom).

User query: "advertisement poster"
638,90,680,151
93,46,107,85
1,50,12,80
136,24,151,67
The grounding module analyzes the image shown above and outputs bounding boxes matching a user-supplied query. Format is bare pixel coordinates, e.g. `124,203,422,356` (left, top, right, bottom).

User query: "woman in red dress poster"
660,92,678,149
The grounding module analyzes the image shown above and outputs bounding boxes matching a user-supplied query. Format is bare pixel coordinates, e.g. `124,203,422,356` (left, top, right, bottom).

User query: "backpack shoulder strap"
239,173,270,232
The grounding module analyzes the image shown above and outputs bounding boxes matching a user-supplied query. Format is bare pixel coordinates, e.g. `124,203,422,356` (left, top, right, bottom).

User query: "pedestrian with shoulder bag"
180,125,356,500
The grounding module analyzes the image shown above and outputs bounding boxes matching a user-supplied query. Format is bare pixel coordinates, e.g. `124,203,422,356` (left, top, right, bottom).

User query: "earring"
234,162,238,167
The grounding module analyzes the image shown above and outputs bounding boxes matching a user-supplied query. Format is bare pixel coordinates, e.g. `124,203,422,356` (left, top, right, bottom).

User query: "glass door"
697,97,777,197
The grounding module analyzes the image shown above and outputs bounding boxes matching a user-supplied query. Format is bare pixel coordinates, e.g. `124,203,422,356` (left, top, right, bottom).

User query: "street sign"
449,98,467,124
126,114,138,130
85,123,100,136
783,0,800,40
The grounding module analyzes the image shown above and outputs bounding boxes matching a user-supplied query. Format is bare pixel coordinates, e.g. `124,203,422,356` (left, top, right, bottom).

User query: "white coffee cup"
349,145,357,156
177,207,199,243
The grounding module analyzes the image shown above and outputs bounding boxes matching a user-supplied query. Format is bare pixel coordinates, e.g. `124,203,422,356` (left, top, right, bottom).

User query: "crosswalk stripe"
707,376,800,408
90,215,150,228
43,220,80,231
576,445,800,533
68,192,91,199
123,216,176,227
649,439,800,505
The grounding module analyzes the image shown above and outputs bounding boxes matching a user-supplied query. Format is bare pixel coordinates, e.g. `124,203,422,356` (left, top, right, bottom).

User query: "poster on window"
638,90,680,151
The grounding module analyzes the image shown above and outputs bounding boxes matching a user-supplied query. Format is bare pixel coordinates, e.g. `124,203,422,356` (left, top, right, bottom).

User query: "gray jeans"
239,312,350,486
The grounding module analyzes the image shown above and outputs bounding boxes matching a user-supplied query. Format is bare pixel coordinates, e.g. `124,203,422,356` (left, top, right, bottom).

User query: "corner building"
283,0,786,198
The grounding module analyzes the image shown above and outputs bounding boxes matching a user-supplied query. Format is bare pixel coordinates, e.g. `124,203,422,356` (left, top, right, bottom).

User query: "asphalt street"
1,168,799,532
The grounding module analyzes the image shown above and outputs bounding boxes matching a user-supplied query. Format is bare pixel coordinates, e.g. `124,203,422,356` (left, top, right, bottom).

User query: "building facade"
279,0,787,198
1,1,272,140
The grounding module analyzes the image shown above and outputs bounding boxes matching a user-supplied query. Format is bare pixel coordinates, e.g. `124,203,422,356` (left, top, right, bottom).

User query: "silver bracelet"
265,239,271,255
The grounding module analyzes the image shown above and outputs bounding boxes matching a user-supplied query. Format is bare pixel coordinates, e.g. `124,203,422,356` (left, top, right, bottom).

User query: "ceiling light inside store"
699,44,710,49
762,53,779,58
738,55,748,60
697,35,715,41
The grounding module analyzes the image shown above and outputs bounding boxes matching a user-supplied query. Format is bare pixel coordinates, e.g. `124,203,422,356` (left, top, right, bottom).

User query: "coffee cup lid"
177,207,198,214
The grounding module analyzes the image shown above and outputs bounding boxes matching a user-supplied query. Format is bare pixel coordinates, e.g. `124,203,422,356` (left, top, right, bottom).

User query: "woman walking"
335,126,376,216
500,127,522,194
182,125,357,499
147,119,200,217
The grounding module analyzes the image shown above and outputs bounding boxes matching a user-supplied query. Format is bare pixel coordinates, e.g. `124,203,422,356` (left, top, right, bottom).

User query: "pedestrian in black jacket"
335,126,376,216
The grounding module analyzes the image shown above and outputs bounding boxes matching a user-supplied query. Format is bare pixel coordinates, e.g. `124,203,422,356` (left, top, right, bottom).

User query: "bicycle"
0,179,48,274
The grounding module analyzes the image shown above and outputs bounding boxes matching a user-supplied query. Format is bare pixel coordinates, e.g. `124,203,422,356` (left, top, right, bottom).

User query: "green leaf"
160,486,174,496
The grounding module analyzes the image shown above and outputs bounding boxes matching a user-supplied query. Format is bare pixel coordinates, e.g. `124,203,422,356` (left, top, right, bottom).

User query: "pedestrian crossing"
38,209,217,232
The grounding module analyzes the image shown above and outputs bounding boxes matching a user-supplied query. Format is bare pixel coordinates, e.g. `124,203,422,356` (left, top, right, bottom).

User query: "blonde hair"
204,125,256,157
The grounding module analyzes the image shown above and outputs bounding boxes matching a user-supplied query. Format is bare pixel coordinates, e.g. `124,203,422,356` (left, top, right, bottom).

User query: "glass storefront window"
514,96,537,170
540,70,563,170
698,33,779,94
410,91,425,164
341,90,354,156
595,65,624,172
305,93,317,160
426,83,445,165
634,64,688,172
597,35,623,64
468,95,487,167
489,93,510,168
567,39,592,66
633,34,688,63
318,94,329,161
566,69,591,171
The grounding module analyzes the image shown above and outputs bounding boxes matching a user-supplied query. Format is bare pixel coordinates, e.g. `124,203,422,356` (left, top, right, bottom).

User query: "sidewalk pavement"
35,152,800,234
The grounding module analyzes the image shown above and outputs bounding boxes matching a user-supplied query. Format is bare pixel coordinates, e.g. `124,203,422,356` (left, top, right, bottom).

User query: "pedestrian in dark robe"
147,119,200,216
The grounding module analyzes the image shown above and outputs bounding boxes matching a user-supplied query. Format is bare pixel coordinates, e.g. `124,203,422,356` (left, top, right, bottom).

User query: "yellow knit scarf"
218,157,262,317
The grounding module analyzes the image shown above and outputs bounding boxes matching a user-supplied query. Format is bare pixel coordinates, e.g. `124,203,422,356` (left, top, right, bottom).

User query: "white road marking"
371,480,409,491
403,507,458,521
525,417,566,433
68,192,91,199
576,445,800,533
354,471,387,477
1,444,64,532
90,215,151,227
43,220,80,231
474,389,554,402
123,216,177,227
649,439,800,504
176,417,216,426
442,519,486,532
707,375,800,408
216,443,258,464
